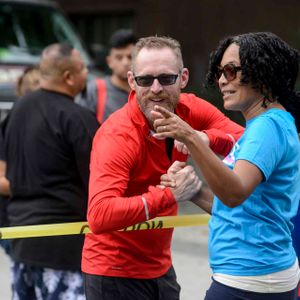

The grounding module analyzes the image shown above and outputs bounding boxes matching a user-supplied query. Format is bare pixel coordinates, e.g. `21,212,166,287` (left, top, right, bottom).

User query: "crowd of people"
0,29,299,300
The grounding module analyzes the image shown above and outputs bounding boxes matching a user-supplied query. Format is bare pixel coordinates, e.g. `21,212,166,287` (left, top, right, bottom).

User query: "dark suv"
0,0,94,119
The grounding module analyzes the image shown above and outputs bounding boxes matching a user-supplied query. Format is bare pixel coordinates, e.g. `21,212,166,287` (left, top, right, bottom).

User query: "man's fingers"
172,166,194,187
170,166,202,202
156,185,166,190
153,105,174,118
160,180,176,188
167,161,186,175
174,140,189,155
196,180,203,191
160,174,176,187
150,110,164,121
178,165,194,174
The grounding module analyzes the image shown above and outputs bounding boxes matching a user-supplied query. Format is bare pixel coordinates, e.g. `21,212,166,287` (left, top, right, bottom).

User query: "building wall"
59,0,300,124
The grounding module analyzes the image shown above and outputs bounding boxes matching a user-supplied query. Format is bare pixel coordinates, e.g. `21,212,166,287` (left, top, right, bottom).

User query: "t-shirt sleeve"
236,117,284,180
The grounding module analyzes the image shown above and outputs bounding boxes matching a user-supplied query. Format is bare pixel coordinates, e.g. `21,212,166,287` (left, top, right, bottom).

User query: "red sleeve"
87,127,176,234
179,94,244,156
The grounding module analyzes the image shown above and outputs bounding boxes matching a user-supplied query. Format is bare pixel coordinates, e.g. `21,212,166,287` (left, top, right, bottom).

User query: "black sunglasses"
216,63,242,81
134,74,179,87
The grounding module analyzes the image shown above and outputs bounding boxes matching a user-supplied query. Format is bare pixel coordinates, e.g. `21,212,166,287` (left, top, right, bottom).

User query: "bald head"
40,43,74,80
39,43,87,97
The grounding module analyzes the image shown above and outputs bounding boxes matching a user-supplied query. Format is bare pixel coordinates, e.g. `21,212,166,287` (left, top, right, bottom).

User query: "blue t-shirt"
209,109,300,276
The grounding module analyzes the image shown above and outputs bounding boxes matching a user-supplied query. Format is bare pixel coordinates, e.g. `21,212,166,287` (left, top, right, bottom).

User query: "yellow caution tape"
0,214,210,240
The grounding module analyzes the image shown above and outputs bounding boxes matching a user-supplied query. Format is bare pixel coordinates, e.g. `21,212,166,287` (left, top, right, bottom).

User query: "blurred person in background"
0,65,41,256
153,32,300,300
4,43,99,299
76,28,137,123
16,65,41,97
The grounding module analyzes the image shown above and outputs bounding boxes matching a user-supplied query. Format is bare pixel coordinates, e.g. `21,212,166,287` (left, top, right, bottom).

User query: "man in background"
76,28,137,123
4,43,99,299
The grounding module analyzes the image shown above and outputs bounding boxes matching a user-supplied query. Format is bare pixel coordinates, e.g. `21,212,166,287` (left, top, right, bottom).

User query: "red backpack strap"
96,79,107,123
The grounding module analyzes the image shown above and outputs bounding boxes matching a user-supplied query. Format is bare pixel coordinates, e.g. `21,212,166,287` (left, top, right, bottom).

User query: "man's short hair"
109,29,137,49
132,36,184,70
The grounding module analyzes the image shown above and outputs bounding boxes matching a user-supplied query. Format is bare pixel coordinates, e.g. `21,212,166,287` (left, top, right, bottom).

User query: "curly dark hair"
206,32,300,131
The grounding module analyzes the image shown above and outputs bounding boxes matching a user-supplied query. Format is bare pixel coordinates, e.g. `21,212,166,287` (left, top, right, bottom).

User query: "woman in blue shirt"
152,32,300,299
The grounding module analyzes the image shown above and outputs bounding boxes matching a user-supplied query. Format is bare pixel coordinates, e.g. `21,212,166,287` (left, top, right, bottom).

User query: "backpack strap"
96,79,107,123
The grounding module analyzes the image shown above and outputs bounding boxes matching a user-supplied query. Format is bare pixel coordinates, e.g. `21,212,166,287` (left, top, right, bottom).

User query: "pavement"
0,246,11,299
0,202,212,300
172,225,212,299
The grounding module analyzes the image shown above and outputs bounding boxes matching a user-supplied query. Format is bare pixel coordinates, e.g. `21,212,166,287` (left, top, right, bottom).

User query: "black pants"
204,279,298,300
84,266,180,300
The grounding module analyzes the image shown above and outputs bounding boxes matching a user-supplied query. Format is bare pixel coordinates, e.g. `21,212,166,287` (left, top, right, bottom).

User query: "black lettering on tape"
136,222,150,230
80,225,89,234
153,220,163,229
123,224,136,231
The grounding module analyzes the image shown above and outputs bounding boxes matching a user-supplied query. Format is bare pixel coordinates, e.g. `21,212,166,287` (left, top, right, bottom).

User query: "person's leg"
157,266,181,300
32,267,85,300
0,239,11,256
11,262,36,300
84,273,160,300
205,279,298,300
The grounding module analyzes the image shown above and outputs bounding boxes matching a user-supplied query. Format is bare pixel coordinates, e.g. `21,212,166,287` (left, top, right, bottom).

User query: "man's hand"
158,161,202,202
157,161,186,189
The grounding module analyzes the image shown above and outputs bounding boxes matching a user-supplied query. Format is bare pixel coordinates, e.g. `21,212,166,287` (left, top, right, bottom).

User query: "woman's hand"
151,105,196,143
174,131,210,155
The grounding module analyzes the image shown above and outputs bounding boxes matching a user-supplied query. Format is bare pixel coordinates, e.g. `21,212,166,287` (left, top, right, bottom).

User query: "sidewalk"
0,247,11,299
172,225,212,299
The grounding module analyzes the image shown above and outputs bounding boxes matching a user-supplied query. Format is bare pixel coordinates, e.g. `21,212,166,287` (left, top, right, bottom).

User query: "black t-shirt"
0,119,9,227
4,89,99,270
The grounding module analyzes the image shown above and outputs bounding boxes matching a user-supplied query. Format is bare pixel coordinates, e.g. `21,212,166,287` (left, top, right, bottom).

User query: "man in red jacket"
82,36,244,300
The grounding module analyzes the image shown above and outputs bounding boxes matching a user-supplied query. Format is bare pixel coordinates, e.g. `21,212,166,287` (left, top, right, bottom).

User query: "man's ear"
127,70,136,91
180,68,189,89
63,70,73,86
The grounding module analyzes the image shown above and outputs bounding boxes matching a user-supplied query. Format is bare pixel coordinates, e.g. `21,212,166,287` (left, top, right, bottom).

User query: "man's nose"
121,56,131,66
150,78,163,94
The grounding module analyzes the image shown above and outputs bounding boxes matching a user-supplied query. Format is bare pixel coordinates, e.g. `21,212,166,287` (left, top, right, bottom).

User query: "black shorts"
84,266,180,300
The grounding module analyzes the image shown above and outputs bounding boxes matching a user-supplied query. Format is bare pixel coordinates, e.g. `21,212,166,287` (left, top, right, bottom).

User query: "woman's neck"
244,100,285,121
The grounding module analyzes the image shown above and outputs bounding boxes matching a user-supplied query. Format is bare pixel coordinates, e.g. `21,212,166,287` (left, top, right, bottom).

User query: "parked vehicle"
0,0,96,119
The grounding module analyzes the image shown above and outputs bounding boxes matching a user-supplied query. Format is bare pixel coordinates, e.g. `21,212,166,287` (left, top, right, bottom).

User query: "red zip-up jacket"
82,91,244,278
